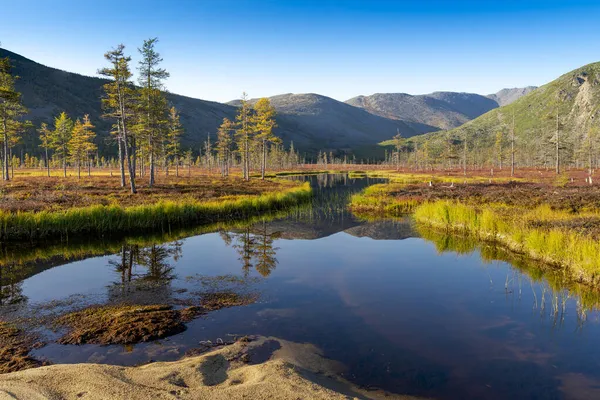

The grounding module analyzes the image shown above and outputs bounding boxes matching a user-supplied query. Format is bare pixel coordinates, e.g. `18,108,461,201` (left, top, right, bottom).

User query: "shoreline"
0,182,312,240
0,336,420,400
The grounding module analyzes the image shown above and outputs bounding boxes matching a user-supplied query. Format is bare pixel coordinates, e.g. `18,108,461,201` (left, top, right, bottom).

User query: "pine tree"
137,38,169,186
0,57,28,181
99,44,137,193
68,115,96,178
38,123,52,177
494,129,504,169
392,130,403,171
48,112,74,177
166,106,183,177
216,118,234,177
235,93,254,181
253,98,278,180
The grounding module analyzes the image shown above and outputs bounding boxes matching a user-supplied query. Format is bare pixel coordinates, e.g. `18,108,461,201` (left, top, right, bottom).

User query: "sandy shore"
0,336,421,400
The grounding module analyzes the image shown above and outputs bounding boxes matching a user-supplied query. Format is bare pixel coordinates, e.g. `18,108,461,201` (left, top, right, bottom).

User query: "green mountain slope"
386,62,600,166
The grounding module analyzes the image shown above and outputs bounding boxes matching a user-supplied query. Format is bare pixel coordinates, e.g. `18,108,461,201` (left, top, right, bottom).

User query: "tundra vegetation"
350,169,600,287
0,38,314,239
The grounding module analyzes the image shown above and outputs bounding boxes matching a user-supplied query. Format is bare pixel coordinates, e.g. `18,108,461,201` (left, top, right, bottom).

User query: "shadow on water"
2,174,600,399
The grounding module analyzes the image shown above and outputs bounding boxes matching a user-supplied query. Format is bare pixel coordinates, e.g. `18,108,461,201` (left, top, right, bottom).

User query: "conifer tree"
235,92,254,181
99,44,137,193
38,123,52,177
68,114,96,178
166,106,183,177
49,112,74,177
216,118,234,177
137,38,169,186
0,58,28,181
392,130,403,171
253,98,278,179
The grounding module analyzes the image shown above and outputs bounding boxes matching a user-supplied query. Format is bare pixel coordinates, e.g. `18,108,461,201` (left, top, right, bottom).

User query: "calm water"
2,174,600,399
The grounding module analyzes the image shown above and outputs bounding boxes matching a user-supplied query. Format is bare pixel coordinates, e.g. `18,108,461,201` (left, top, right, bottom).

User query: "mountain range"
345,88,536,133
406,61,600,164
1,47,533,157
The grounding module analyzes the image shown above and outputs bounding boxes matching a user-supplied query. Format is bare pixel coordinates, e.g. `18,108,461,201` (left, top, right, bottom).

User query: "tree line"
383,109,600,180
0,38,302,191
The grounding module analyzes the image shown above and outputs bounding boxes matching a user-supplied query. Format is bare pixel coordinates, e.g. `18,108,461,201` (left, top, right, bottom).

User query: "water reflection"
224,222,280,277
2,174,600,399
416,224,600,330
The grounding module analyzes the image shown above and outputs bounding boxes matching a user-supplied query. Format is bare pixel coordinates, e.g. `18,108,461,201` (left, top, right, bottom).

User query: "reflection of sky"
19,227,600,399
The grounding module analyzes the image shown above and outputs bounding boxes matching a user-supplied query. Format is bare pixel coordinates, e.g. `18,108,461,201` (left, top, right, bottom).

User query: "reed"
0,182,312,240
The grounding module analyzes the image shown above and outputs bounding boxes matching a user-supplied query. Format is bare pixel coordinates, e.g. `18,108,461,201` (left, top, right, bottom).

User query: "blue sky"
1,0,599,102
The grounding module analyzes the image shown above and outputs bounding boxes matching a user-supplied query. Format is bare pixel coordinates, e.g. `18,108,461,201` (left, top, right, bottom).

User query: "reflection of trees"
138,242,181,282
416,224,600,329
0,263,26,305
254,222,280,277
221,222,280,277
109,241,182,285
232,228,257,276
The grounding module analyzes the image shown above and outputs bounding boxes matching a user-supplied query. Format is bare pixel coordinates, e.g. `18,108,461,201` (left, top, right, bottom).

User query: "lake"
1,174,600,399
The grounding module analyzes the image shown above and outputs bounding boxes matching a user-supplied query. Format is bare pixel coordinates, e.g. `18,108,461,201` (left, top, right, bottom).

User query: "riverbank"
349,179,600,286
0,177,311,240
0,336,417,400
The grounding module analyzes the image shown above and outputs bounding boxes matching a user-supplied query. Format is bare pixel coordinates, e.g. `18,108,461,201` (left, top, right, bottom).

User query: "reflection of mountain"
246,218,415,241
344,219,415,240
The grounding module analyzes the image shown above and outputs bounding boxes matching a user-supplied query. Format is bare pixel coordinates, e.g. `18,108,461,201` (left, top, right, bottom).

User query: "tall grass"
414,201,600,285
0,183,312,240
349,183,419,215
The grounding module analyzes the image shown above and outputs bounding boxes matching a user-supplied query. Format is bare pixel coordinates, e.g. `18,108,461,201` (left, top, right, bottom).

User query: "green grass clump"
414,201,600,285
0,183,312,240
349,183,419,215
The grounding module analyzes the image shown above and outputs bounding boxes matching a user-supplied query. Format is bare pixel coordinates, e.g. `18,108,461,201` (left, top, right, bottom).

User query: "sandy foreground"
0,336,422,400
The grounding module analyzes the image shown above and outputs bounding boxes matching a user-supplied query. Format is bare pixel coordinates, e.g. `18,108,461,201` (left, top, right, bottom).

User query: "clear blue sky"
1,0,599,102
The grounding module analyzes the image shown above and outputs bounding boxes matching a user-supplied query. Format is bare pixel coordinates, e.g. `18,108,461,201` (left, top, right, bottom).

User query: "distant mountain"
487,86,537,106
408,62,600,163
1,48,416,157
345,89,533,133
228,93,418,152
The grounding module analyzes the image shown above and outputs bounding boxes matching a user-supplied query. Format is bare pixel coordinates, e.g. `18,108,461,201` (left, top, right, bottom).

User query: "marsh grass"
349,176,600,285
362,171,525,185
0,183,312,240
414,201,600,285
416,225,600,314
349,183,420,215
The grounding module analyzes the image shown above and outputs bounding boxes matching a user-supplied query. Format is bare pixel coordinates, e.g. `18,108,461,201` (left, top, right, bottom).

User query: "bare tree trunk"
511,113,515,177
131,137,137,178
261,139,266,180
2,125,9,181
149,150,155,187
45,147,50,177
555,111,560,175
176,155,179,177
63,149,67,178
117,126,126,187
